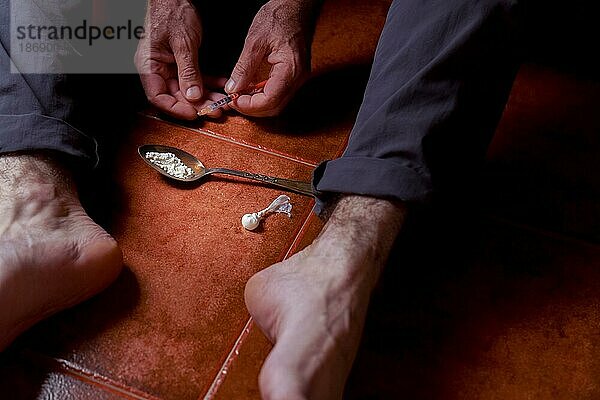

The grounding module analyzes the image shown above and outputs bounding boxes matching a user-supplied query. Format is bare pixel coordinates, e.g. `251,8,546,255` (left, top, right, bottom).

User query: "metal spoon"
138,144,314,197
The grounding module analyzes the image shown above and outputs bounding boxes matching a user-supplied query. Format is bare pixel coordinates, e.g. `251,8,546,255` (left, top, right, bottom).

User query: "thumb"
173,45,203,101
226,39,267,94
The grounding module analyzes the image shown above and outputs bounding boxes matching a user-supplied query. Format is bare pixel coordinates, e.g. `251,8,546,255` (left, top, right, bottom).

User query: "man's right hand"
135,0,208,120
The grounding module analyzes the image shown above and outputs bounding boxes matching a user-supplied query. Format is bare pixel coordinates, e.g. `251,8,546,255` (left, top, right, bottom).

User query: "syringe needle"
197,80,267,117
197,93,239,116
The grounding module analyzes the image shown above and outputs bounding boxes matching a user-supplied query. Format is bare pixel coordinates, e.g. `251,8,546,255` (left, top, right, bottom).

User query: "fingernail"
186,86,201,99
225,79,236,93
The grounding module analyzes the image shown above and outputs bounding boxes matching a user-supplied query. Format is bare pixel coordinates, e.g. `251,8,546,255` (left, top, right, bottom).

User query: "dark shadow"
0,349,49,400
343,198,599,399
63,73,145,233
248,65,372,135
12,266,141,358
195,0,263,77
0,267,139,400
0,267,140,398
341,206,485,399
480,162,600,244
523,0,600,81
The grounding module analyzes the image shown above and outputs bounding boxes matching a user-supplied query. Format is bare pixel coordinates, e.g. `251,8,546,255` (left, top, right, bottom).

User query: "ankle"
0,153,74,199
309,195,408,289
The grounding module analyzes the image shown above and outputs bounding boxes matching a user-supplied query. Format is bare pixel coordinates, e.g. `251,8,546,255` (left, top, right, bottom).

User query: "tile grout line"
201,204,319,400
62,367,161,400
23,349,163,400
282,206,319,260
201,317,255,400
273,201,317,268
140,113,318,168
140,109,342,399
201,208,599,400
198,127,318,168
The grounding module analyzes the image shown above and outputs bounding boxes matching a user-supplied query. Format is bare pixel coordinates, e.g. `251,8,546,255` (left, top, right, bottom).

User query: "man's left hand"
225,0,320,117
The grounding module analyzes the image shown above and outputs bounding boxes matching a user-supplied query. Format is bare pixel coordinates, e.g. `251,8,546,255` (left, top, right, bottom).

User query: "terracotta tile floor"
3,69,599,398
345,219,600,400
483,64,600,242
9,116,320,400
2,0,600,399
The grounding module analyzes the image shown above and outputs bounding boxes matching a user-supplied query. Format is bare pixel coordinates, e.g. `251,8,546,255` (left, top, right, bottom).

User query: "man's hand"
226,0,321,117
135,0,225,120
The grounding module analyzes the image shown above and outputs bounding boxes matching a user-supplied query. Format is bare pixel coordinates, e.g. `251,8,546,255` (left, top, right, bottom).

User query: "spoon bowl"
138,144,206,182
138,144,314,197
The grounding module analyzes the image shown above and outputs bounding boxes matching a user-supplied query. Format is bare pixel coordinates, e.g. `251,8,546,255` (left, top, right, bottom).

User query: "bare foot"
245,196,406,400
0,154,123,351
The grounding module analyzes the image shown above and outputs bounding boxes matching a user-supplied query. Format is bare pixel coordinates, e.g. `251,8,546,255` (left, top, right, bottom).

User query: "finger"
167,78,209,119
135,46,173,97
230,60,293,117
172,39,204,102
201,92,228,119
141,73,197,120
202,77,231,112
167,78,191,105
202,88,234,113
134,37,158,75
225,34,268,94
136,48,198,119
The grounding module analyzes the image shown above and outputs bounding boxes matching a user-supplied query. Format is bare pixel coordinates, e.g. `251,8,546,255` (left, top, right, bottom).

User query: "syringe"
197,80,267,117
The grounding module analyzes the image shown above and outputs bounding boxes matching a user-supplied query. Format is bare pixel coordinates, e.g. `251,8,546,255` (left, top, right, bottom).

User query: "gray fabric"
314,0,524,211
0,0,98,164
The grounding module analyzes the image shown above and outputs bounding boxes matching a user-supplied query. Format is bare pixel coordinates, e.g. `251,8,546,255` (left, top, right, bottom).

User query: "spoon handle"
208,168,314,197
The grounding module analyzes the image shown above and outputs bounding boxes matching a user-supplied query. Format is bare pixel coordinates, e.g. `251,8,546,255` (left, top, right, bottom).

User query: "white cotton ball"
241,213,260,230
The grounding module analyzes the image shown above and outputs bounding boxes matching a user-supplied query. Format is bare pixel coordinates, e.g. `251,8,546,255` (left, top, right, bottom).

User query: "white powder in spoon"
145,151,194,179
